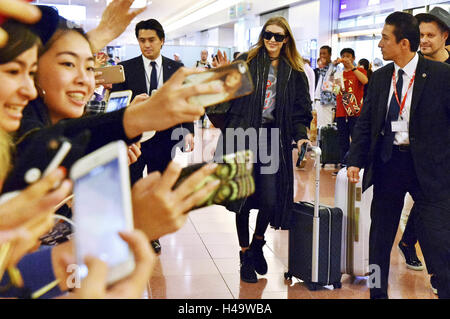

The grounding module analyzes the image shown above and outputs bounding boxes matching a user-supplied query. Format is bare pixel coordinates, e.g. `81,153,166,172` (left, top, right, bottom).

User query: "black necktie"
149,61,157,94
380,69,404,163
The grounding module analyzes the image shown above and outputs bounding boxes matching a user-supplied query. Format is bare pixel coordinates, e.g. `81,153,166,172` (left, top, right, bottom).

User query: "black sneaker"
430,275,438,295
398,241,424,271
239,250,257,283
151,239,161,254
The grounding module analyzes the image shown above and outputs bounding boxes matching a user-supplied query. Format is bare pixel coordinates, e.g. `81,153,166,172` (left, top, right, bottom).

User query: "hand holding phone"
94,65,125,84
132,161,221,240
184,61,254,107
66,229,155,299
174,150,255,208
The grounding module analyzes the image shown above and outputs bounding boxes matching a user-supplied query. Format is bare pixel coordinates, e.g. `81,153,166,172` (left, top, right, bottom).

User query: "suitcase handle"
307,146,322,283
307,146,322,219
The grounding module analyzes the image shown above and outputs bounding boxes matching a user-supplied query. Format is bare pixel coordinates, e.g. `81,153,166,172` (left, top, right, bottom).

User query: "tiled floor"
147,127,437,299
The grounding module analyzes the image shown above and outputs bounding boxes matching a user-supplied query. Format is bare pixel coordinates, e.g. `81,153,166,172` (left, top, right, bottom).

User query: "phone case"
184,61,254,107
175,150,255,208
95,65,125,84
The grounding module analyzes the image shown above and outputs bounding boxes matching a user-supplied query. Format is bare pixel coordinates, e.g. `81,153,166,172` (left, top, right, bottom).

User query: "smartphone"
71,141,135,285
184,61,254,107
94,65,125,84
174,150,255,208
106,90,132,112
296,143,307,168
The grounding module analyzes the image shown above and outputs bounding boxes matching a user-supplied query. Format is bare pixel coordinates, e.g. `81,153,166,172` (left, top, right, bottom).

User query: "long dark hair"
0,20,41,64
358,58,372,80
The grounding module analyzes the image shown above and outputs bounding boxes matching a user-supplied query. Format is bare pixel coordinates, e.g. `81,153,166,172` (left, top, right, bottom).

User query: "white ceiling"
32,0,206,43
31,0,305,45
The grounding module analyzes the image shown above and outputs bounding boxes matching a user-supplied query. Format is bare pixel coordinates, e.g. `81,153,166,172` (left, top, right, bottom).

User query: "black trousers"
401,205,435,274
369,148,450,298
235,125,279,248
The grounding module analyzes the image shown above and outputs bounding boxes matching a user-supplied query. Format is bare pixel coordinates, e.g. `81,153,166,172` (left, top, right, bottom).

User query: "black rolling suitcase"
285,146,343,290
318,124,340,166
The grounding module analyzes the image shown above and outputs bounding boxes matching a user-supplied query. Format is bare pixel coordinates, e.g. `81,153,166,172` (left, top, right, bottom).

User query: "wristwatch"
352,67,357,71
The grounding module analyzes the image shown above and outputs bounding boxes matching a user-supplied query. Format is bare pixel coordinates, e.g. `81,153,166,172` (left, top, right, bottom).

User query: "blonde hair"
247,16,304,72
0,129,12,182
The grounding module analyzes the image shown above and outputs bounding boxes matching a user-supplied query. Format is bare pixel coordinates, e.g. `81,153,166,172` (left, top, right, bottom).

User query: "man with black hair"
397,7,450,294
347,11,450,299
314,45,336,127
111,19,195,254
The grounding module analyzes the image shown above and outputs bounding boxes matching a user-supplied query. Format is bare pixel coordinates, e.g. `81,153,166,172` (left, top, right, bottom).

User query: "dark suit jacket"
347,55,450,202
111,55,194,176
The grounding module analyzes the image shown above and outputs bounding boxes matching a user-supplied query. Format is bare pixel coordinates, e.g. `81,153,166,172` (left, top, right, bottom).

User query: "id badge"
391,121,408,132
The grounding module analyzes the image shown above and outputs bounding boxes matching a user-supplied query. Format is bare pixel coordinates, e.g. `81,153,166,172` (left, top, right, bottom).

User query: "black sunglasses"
263,31,287,42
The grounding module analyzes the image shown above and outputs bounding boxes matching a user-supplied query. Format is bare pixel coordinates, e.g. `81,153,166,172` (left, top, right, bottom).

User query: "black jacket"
210,49,312,229
112,55,194,135
5,98,140,192
347,55,450,201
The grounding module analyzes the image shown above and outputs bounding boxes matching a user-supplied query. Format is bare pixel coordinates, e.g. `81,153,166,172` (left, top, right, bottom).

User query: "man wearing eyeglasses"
314,45,337,128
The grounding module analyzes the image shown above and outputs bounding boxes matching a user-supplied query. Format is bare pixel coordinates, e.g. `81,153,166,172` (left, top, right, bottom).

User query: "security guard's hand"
347,166,360,184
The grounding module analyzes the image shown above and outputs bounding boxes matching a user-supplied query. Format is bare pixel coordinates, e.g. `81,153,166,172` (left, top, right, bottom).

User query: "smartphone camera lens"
238,63,245,74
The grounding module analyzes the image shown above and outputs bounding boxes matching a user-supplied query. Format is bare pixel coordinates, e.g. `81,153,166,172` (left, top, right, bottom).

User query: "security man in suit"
398,7,450,294
112,19,195,253
347,12,450,299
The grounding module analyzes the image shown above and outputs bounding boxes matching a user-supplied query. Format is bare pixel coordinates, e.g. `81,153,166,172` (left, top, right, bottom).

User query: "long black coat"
210,49,312,229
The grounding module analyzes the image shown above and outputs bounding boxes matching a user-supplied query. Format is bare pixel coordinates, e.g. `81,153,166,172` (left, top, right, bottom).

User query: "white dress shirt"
142,54,163,94
386,53,418,145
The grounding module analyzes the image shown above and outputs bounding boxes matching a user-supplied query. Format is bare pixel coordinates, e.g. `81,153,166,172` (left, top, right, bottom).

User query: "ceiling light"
165,0,241,33
106,0,152,8
36,3,86,21
338,28,382,38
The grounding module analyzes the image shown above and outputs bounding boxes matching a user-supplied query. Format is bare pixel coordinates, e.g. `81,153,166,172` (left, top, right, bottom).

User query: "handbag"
341,91,361,116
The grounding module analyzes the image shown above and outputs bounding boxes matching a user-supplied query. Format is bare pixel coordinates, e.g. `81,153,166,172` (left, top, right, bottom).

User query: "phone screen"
73,158,131,279
106,96,129,112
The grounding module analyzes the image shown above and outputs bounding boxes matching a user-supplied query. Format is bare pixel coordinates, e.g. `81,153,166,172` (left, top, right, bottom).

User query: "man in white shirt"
111,19,195,254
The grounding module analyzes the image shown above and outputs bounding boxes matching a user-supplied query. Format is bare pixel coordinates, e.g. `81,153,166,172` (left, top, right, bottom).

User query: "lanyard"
392,70,415,117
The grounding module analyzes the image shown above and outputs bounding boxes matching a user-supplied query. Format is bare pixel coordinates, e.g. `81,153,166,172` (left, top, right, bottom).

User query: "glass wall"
333,0,450,68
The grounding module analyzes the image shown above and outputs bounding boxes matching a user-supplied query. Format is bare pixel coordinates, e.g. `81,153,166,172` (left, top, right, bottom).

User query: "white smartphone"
70,141,135,285
106,90,133,113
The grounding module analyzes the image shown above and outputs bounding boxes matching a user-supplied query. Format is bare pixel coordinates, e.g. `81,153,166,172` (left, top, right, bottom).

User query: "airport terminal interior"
145,126,437,299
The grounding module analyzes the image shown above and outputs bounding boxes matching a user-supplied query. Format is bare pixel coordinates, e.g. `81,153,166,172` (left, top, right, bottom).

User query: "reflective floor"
147,127,437,299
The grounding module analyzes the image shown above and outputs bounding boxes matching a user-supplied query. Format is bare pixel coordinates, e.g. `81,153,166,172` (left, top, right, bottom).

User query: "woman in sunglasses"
210,16,312,283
